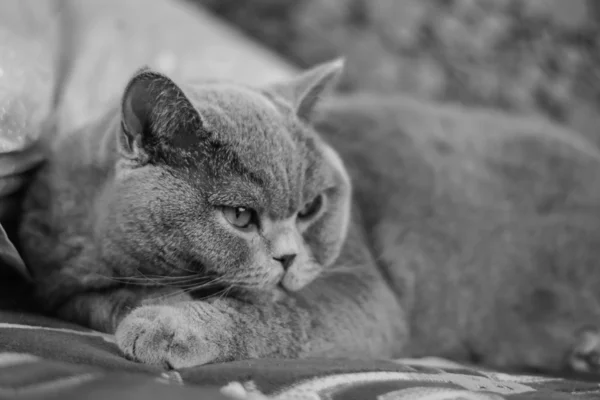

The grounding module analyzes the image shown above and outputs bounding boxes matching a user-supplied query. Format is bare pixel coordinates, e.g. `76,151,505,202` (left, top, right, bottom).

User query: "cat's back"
315,94,600,359
315,94,600,222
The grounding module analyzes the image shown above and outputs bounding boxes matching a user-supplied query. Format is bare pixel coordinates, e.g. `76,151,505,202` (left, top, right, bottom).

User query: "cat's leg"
115,265,408,368
23,247,192,334
55,286,192,333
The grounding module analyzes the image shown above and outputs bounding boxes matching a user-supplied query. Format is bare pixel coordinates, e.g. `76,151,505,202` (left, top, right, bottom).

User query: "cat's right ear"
119,67,204,163
119,67,155,162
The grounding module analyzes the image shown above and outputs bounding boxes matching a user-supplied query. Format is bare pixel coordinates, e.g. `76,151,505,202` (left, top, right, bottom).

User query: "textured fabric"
0,0,57,153
54,0,297,134
0,1,57,224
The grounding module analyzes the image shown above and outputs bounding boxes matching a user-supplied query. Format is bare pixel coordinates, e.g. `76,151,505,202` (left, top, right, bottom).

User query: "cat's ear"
119,67,204,162
119,67,153,161
270,58,345,122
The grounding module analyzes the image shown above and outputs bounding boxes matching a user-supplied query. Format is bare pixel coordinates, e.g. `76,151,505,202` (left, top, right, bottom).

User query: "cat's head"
103,59,351,293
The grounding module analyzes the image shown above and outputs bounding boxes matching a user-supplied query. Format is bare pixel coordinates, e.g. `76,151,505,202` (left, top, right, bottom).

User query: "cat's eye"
222,206,257,230
298,194,324,221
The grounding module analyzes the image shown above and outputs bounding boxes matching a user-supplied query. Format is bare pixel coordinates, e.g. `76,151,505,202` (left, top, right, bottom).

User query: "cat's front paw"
115,304,228,369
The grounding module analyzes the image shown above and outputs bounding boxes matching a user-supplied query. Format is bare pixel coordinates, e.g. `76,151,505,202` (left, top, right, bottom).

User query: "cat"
18,58,600,373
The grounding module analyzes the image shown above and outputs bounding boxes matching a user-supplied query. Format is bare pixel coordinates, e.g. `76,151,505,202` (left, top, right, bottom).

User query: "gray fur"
18,60,600,372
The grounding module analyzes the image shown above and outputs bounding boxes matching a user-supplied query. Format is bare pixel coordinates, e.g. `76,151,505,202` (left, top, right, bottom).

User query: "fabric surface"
55,0,297,134
0,1,58,224
0,1,57,152
0,276,599,400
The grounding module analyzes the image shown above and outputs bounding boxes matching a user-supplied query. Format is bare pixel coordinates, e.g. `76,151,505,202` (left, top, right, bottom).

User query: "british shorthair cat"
18,59,600,372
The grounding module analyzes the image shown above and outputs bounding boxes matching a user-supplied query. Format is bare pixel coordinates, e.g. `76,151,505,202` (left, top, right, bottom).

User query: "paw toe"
115,306,177,364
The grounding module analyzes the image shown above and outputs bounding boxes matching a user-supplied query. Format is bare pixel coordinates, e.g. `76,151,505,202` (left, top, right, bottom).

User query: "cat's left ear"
270,58,345,121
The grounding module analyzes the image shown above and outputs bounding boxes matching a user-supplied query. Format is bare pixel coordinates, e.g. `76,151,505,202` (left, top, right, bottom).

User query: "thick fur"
18,60,600,372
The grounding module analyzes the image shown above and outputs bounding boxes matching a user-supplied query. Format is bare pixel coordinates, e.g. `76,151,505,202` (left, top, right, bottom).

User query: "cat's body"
318,95,600,368
19,61,600,372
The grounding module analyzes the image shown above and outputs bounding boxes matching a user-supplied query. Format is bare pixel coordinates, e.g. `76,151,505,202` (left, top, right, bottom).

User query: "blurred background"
0,0,599,233
192,0,600,145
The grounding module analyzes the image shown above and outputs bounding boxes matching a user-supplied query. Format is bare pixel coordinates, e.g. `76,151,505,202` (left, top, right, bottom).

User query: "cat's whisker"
179,278,234,300
132,268,181,288
147,275,233,303
174,278,227,290
90,271,214,288
90,273,153,285
217,286,235,301
171,263,201,274
159,286,203,301
194,286,232,302
152,274,217,283
148,289,188,303
112,274,198,282
322,264,360,276
175,274,229,286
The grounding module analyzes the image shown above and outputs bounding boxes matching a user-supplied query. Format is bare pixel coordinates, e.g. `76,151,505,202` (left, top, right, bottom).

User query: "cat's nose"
274,253,296,270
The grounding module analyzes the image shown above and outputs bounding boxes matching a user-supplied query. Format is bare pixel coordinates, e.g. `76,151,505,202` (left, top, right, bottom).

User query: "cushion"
56,0,298,133
0,1,57,224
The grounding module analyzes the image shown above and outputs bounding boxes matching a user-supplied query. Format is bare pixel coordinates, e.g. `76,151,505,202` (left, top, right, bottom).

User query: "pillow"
0,1,58,224
57,0,298,133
